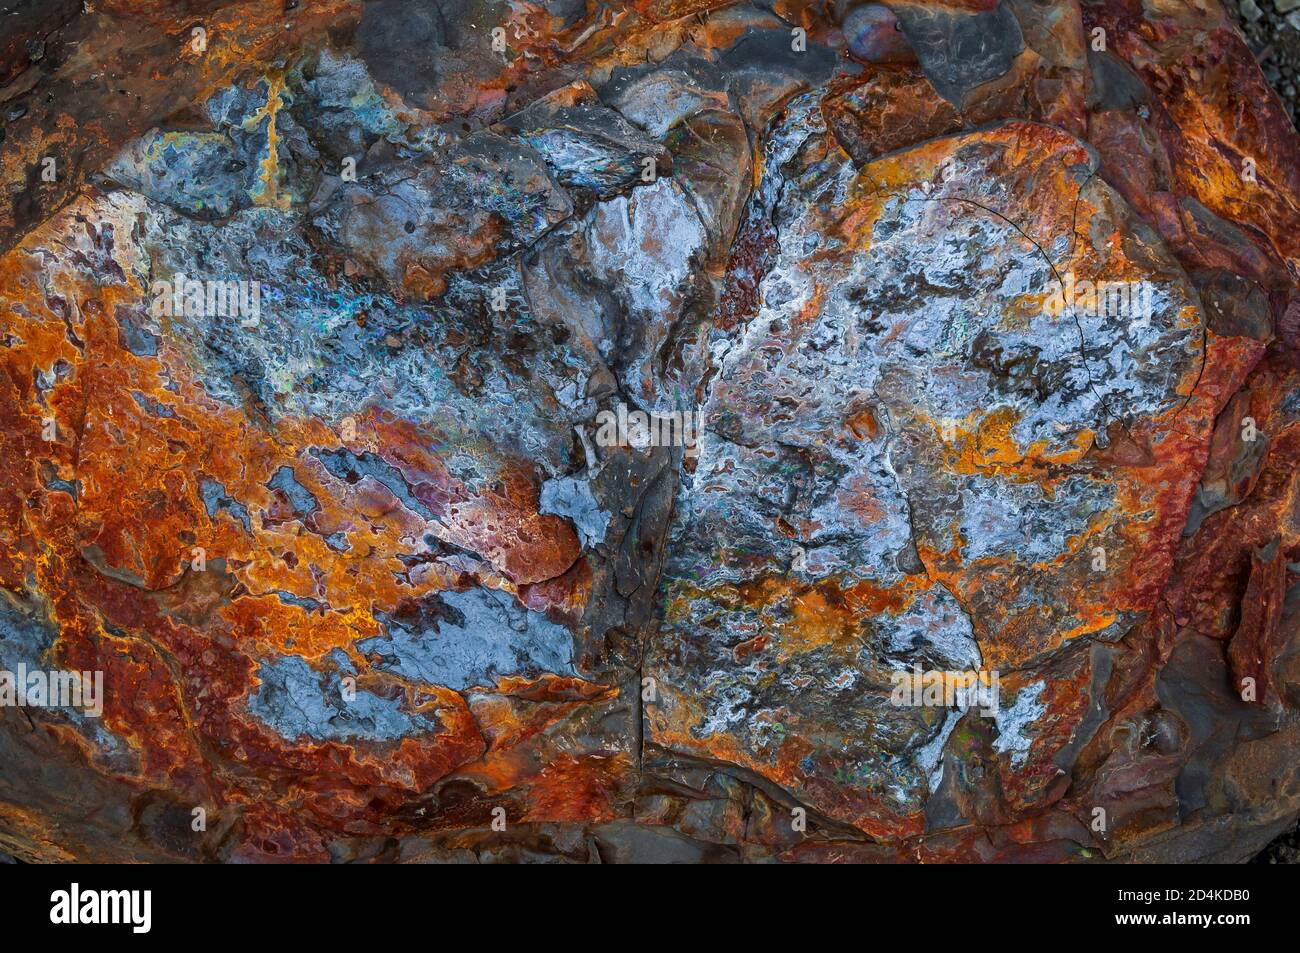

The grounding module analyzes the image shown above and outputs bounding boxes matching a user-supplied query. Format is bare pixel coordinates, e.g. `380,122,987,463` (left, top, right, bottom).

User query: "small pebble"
843,4,914,64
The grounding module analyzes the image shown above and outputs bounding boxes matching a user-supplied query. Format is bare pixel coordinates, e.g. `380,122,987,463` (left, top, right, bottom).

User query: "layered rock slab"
647,103,1215,836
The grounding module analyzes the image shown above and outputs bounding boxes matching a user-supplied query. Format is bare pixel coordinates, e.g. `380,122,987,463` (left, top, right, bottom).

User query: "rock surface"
0,0,1297,863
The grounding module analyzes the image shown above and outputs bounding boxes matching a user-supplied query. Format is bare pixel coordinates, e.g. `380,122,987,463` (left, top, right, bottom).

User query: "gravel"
1226,0,1300,128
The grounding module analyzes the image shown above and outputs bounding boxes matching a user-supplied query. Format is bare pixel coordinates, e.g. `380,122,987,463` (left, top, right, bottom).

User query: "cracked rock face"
0,0,1298,863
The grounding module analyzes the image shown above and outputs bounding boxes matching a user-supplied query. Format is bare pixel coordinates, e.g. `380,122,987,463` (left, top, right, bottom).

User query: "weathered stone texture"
0,0,1297,863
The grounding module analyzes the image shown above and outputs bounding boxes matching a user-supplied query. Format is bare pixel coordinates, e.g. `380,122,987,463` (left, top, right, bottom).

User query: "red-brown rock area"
0,0,1297,863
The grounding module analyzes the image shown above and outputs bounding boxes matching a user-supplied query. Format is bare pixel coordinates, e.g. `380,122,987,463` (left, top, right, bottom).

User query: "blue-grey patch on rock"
247,653,439,743
294,47,403,155
500,95,670,198
358,587,576,691
605,66,727,139
104,130,249,220
0,590,56,669
586,179,708,411
958,475,1113,564
266,466,320,519
310,448,432,520
875,584,980,670
200,477,253,532
115,308,159,357
0,592,130,763
992,680,1047,765
540,475,610,548
274,591,326,613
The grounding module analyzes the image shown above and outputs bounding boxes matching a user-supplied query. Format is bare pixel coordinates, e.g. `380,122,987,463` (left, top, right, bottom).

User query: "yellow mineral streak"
243,71,291,211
